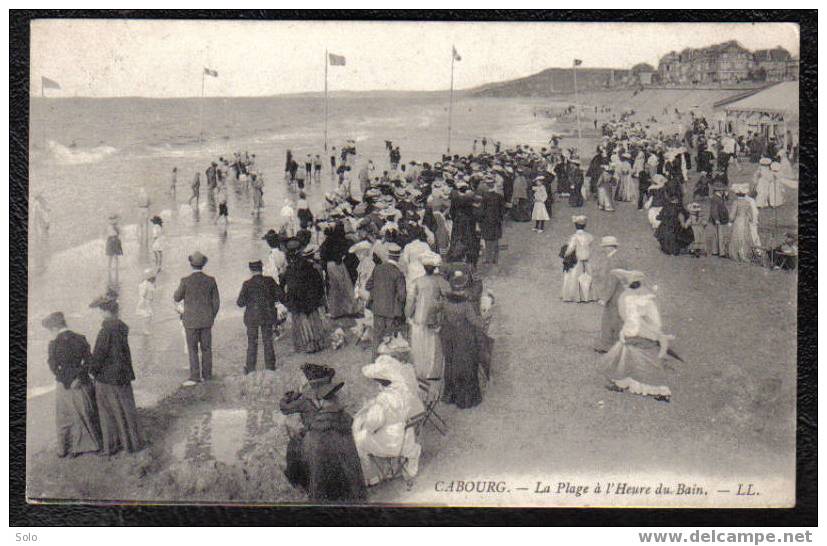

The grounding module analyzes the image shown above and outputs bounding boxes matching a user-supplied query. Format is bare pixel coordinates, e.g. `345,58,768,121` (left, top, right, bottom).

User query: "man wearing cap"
366,242,407,360
173,251,221,386
237,260,282,374
594,236,630,353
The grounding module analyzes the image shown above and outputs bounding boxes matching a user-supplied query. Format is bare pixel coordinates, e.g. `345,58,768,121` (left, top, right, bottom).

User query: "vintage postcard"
25,18,800,508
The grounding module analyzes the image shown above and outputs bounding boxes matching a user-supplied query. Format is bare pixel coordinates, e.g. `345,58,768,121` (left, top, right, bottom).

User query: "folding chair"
368,412,426,489
417,377,448,436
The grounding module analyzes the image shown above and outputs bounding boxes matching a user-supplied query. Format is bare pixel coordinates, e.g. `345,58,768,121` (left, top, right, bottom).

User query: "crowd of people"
41,105,798,503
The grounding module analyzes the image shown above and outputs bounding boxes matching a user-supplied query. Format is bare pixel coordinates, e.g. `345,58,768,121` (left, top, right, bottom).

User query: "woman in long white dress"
602,269,678,402
561,215,595,302
405,252,445,379
352,355,425,485
615,155,635,202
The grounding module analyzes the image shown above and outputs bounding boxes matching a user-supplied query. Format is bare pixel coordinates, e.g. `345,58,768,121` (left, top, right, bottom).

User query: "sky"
30,20,800,98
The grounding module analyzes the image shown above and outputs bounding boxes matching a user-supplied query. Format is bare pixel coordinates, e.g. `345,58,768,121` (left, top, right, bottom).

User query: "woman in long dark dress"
282,240,327,353
279,363,367,503
42,311,102,458
88,296,143,456
319,222,358,318
568,159,585,207
440,270,486,409
654,198,694,256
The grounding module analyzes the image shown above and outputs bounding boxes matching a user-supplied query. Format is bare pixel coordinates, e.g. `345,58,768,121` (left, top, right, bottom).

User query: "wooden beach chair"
368,411,427,489
417,376,448,436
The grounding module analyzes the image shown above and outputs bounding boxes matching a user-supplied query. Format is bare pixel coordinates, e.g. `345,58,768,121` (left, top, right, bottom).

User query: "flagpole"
324,49,328,152
573,60,582,155
447,48,455,154
199,70,206,143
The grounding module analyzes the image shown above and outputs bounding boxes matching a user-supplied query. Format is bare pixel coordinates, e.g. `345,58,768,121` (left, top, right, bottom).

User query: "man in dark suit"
366,243,406,359
173,251,220,386
237,260,282,374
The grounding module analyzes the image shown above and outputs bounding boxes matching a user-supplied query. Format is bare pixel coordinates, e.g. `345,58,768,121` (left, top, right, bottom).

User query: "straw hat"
759,157,772,166
599,236,619,248
572,215,587,224
770,162,781,172
610,269,645,286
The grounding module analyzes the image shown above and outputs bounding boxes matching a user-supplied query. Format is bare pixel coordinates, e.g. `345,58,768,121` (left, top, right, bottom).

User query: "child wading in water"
105,214,123,285
150,216,165,272
136,268,156,335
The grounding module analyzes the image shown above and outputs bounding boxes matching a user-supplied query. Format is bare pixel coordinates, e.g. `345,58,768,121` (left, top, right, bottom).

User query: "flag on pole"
42,76,61,90
328,53,346,66
452,46,462,62
573,59,583,66
204,67,218,77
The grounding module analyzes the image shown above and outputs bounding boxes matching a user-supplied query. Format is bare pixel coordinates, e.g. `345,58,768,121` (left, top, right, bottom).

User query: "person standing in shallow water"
42,311,102,458
88,295,144,456
105,214,123,286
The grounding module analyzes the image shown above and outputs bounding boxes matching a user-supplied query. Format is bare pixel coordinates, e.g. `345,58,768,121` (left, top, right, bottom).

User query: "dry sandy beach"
26,88,797,506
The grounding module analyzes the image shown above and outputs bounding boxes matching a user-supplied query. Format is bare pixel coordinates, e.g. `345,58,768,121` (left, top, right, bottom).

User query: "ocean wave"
48,140,118,165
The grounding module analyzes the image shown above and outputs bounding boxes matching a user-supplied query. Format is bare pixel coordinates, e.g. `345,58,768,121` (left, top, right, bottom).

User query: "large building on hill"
656,41,798,86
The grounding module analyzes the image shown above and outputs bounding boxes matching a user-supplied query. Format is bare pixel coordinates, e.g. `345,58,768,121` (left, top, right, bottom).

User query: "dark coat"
173,271,221,329
366,262,406,318
280,391,367,503
237,274,282,327
48,330,93,389
479,191,505,241
89,318,135,385
283,257,326,315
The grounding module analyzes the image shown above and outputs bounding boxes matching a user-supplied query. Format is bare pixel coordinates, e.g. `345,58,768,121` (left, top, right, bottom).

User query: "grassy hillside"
471,67,631,97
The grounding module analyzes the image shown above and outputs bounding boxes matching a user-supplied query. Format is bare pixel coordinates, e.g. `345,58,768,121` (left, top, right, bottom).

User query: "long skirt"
440,328,482,409
95,381,143,455
602,337,672,398
291,309,326,353
615,175,636,202
325,261,358,318
510,198,531,222
55,382,102,457
561,261,594,302
597,187,615,211
409,322,443,379
647,206,662,229
728,216,756,263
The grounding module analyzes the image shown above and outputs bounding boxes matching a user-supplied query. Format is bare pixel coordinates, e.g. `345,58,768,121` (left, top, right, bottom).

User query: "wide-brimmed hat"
348,240,372,255
41,311,66,330
377,335,411,356
759,157,772,166
770,162,781,172
420,251,441,267
649,174,667,189
188,251,208,268
610,268,645,286
600,236,619,248
572,215,587,224
362,355,409,385
89,293,119,313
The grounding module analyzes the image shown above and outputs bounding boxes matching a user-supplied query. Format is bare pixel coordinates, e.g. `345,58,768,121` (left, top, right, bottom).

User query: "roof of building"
754,47,793,62
719,81,799,117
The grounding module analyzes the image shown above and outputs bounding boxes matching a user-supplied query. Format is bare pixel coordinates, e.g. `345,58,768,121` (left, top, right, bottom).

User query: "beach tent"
717,81,799,142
